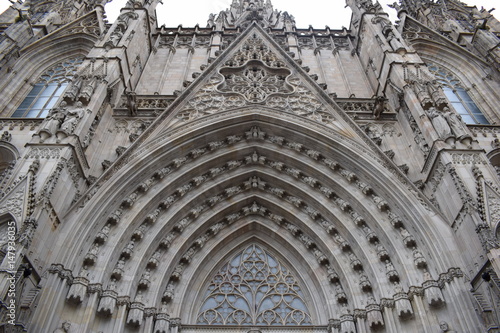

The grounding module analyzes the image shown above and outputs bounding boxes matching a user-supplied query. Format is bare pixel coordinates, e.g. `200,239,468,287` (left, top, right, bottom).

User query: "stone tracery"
196,244,312,326
218,62,293,103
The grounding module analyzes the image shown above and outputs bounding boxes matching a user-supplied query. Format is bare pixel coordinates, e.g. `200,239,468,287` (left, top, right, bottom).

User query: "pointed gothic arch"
401,21,500,124
192,241,315,326
178,224,328,324
50,103,472,331
0,25,98,116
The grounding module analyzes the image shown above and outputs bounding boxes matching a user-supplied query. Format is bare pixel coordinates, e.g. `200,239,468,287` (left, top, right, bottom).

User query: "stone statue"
109,26,125,46
427,107,452,139
60,102,85,134
53,321,71,333
386,30,405,52
78,77,97,104
439,321,456,332
64,76,82,103
38,102,67,140
443,108,469,140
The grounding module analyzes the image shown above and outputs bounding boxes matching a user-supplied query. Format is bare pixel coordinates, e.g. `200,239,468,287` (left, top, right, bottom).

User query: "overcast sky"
0,0,497,30
103,0,497,29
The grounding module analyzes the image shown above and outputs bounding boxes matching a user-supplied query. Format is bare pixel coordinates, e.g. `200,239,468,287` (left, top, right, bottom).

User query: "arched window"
196,244,313,326
12,57,83,118
427,63,489,125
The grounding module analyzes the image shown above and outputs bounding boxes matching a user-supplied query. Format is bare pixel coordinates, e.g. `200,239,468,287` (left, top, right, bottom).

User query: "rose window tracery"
197,244,312,326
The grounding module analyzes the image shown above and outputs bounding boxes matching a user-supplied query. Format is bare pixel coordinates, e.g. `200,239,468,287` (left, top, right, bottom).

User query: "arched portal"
41,105,476,333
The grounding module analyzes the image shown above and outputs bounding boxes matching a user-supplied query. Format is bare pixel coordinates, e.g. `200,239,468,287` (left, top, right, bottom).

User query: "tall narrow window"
12,57,83,118
427,63,489,125
197,244,313,326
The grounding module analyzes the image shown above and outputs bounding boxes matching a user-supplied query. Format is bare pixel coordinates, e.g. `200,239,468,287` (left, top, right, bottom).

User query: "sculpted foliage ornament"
218,62,293,103
177,33,336,126
197,244,312,326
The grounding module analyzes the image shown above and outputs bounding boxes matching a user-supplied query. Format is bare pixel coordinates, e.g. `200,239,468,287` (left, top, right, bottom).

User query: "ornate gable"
140,24,362,144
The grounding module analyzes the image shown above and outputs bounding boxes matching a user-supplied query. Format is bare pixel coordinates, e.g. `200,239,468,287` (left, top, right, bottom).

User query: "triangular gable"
20,10,102,53
401,16,491,67
141,23,364,144
485,183,500,230
0,176,29,228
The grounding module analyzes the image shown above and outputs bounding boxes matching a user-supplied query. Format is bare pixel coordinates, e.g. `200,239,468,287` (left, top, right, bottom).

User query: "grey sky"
0,0,497,30
103,0,497,29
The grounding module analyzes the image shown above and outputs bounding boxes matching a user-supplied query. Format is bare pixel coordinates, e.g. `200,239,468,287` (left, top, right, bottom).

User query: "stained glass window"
12,57,83,118
427,63,489,125
197,244,312,326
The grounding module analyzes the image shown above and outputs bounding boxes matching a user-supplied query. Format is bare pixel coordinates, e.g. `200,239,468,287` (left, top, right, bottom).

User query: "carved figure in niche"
125,241,135,251
443,108,470,141
78,265,89,278
386,260,396,274
367,295,377,304
64,76,83,103
163,282,175,301
386,30,405,52
439,321,457,332
115,258,125,270
108,26,125,47
38,102,67,140
59,102,85,135
88,243,99,255
78,77,97,104
108,279,117,291
53,321,71,333
141,269,151,281
126,91,137,115
427,107,452,139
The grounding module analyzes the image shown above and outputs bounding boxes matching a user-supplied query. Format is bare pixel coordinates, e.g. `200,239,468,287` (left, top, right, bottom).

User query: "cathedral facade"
0,0,500,332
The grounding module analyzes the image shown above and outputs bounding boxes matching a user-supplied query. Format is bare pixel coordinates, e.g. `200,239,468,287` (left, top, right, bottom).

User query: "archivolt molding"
66,123,457,276
93,179,411,301
81,146,420,287
81,108,433,229
53,124,465,328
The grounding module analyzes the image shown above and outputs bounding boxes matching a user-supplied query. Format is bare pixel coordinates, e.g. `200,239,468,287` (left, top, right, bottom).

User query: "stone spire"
207,0,296,30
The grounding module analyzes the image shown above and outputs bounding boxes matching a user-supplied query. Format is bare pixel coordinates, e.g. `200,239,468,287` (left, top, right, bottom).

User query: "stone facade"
0,0,500,332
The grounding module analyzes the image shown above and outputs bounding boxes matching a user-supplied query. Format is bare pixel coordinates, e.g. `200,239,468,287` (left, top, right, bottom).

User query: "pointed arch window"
197,244,312,326
427,64,489,125
12,57,83,118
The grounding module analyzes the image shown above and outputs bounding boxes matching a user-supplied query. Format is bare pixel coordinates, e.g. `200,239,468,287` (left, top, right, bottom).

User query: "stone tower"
0,0,500,332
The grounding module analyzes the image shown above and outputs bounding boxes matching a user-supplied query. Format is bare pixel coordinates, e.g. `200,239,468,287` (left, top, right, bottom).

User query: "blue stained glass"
13,58,81,118
428,64,489,125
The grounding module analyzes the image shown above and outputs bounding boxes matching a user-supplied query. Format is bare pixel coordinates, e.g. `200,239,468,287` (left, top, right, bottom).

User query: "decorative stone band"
0,119,43,131
84,107,427,213
48,263,73,285
53,256,460,327
181,327,329,333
